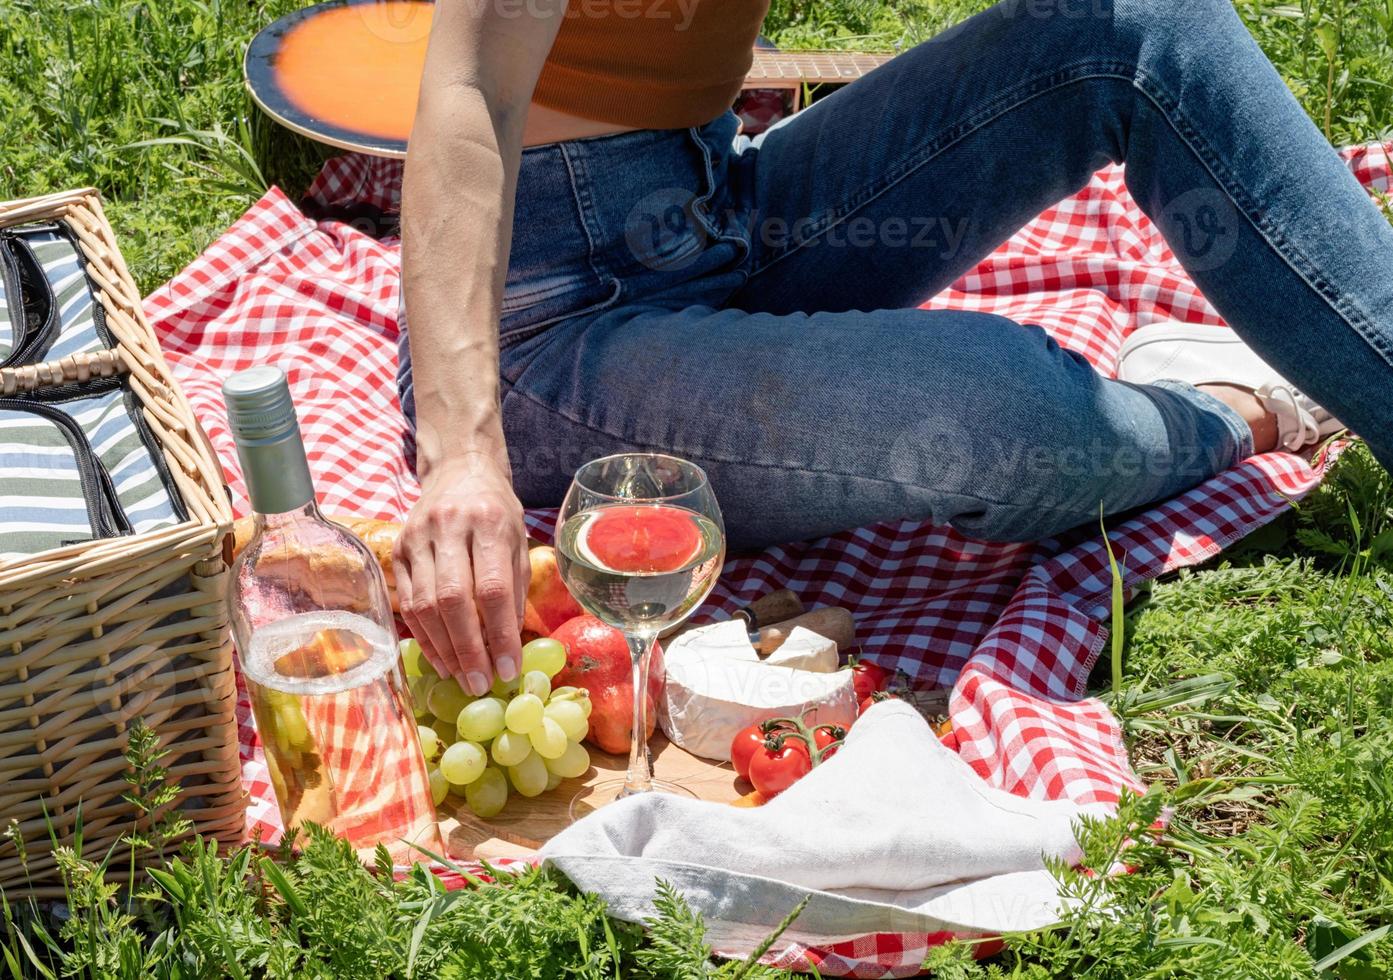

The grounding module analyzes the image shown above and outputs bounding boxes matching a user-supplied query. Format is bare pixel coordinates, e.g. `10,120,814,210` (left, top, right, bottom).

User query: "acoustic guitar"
244,0,895,159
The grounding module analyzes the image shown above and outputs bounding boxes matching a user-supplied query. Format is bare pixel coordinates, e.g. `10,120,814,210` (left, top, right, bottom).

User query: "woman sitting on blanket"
395,0,1391,692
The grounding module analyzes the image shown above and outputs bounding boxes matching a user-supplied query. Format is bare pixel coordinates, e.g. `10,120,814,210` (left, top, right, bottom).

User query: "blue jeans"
400,0,1393,549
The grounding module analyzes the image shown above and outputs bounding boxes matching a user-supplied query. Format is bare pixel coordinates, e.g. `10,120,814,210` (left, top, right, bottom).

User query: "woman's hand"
394,454,530,695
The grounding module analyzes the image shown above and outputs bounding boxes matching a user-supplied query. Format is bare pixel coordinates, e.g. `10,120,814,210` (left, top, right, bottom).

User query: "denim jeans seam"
689,124,720,215
498,144,624,348
745,61,1140,280
503,279,587,307
506,383,1095,515
559,142,619,293
688,125,755,263
1129,68,1393,370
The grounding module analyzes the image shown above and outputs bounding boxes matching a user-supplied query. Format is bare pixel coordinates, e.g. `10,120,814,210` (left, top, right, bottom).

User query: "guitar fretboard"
746,50,895,85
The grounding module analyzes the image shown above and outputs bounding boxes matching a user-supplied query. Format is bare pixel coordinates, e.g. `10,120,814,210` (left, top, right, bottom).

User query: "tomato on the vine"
748,737,811,798
812,724,845,760
730,724,768,781
859,690,898,715
731,720,795,780
851,659,892,702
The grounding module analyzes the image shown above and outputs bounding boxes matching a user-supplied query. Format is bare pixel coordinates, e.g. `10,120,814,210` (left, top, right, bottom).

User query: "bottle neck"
255,500,323,528
234,425,317,516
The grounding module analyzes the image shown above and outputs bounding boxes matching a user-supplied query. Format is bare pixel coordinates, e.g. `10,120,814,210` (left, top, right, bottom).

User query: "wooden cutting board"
438,736,742,861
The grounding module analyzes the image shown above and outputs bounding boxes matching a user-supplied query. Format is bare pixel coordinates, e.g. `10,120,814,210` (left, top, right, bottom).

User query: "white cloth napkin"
541,700,1111,950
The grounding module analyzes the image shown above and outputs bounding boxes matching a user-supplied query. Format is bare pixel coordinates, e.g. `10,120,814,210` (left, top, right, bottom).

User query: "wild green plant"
1,722,815,978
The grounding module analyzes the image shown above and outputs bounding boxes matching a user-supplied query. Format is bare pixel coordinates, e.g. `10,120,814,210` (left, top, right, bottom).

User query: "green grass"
2,0,1393,976
0,0,324,292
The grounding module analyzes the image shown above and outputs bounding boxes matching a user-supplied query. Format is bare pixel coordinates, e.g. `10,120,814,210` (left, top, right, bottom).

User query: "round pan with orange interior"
245,0,432,159
245,1,895,159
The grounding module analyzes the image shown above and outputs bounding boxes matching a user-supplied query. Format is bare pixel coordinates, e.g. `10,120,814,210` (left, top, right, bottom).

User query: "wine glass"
555,453,725,816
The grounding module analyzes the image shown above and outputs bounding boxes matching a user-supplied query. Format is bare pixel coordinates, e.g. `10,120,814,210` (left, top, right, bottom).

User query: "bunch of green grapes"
401,637,592,819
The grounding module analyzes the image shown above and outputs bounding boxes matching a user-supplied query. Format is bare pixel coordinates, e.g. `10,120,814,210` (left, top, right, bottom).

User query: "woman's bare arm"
396,0,567,694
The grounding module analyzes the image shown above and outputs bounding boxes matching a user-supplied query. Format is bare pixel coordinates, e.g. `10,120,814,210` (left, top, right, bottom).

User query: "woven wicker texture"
0,189,242,895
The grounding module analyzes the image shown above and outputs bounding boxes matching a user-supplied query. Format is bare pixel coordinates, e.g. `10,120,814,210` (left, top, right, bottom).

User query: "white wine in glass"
555,454,725,816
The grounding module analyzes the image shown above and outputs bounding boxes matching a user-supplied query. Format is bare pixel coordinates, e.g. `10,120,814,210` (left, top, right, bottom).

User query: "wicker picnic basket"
0,189,243,895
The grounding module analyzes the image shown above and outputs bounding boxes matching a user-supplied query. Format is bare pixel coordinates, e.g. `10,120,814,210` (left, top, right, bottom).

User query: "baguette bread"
232,514,404,611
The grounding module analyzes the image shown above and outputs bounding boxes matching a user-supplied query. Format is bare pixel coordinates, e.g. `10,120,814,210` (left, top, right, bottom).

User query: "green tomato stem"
761,714,843,768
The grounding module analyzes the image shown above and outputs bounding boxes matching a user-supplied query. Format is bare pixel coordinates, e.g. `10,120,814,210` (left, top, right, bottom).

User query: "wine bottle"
223,366,440,860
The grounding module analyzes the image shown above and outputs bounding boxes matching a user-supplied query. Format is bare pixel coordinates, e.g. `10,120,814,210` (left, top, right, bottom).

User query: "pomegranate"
550,614,664,755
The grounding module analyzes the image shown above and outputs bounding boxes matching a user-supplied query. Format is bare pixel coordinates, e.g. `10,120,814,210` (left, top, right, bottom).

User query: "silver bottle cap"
223,365,299,443
222,366,315,514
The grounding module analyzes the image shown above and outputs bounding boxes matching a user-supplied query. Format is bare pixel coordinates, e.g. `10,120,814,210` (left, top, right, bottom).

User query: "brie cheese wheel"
659,623,857,761
762,626,838,673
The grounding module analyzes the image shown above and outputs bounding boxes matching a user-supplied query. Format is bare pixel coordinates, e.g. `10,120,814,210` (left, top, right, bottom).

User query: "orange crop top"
533,1,772,130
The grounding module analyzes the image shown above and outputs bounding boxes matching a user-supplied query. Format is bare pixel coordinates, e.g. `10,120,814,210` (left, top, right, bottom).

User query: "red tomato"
851,659,892,702
730,724,768,781
859,691,898,715
812,724,845,760
748,738,812,798
731,721,796,780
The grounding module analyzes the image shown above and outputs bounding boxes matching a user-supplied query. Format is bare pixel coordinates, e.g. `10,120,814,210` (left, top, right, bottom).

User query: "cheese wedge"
666,619,761,663
762,626,838,672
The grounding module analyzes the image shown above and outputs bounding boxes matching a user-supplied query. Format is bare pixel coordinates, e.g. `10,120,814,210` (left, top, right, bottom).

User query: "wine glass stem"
621,631,656,797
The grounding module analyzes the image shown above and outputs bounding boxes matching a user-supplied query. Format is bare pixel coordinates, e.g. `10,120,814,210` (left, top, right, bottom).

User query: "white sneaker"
1117,322,1345,453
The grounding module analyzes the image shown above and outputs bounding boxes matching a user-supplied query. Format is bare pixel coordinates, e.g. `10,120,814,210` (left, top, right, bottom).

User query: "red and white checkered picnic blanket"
144,141,1392,978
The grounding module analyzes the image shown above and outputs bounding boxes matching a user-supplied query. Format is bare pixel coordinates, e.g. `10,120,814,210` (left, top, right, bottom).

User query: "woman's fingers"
395,460,531,694
395,567,454,682
395,559,447,679
469,513,524,685
429,535,493,694
395,540,461,682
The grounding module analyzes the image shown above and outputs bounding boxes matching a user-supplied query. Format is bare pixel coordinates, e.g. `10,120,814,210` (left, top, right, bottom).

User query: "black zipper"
0,396,127,538
17,376,115,402
0,237,28,367
24,377,186,529
7,234,61,365
0,221,114,367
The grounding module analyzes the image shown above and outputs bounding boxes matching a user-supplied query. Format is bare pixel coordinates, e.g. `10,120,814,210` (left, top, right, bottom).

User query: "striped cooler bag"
0,221,185,557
